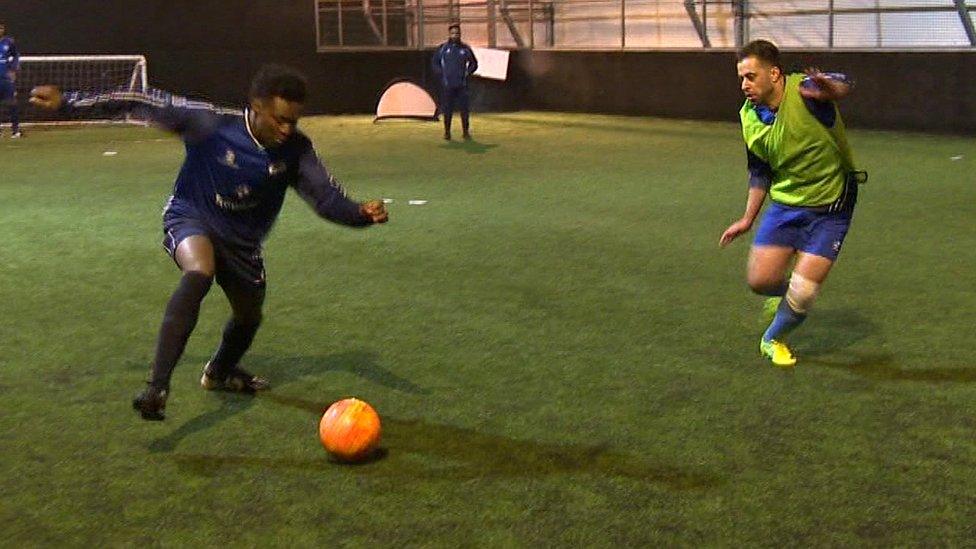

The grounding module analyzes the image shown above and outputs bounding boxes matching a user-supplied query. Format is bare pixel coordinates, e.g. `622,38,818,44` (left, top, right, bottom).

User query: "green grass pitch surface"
1,113,974,545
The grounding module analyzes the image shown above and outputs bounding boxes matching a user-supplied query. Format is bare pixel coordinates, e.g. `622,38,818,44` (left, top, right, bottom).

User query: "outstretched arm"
293,146,388,227
29,85,228,141
799,69,852,102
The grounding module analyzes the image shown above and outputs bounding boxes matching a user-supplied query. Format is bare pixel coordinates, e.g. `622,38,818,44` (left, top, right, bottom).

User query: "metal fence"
315,0,976,49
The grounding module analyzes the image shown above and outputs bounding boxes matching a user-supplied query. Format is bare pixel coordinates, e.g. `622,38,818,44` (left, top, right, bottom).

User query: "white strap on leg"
785,272,821,314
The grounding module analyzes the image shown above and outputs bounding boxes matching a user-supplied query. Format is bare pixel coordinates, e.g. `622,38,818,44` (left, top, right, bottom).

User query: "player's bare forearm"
742,186,767,226
720,186,766,248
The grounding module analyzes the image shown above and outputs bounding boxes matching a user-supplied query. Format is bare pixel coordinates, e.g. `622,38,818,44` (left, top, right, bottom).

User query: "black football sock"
149,272,213,388
443,113,453,135
209,318,261,376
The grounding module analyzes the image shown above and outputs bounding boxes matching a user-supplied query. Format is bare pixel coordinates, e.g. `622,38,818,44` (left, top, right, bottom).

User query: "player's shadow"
800,308,976,383
149,350,425,453
244,350,428,395
439,138,498,154
148,391,255,454
796,308,878,357
133,350,424,394
808,354,976,383
172,392,722,491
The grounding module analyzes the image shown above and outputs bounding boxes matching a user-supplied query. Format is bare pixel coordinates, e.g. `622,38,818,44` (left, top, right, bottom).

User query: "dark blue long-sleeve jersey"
431,41,478,88
0,36,19,79
63,89,370,247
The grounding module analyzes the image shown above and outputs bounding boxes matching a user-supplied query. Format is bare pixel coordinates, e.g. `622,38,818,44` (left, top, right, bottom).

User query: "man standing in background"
0,22,22,138
431,24,478,141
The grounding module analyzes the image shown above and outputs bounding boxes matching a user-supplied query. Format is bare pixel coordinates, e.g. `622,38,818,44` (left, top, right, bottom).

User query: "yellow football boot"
760,338,797,368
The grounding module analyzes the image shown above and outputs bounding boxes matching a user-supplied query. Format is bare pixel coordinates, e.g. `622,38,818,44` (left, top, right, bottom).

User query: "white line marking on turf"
103,151,118,156
382,198,394,204
408,200,428,205
950,155,963,161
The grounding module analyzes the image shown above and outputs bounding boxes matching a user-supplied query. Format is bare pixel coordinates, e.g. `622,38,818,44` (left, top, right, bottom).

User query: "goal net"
16,55,148,125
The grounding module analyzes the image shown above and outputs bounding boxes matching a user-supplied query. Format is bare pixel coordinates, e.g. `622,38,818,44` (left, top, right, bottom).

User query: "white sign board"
471,47,510,81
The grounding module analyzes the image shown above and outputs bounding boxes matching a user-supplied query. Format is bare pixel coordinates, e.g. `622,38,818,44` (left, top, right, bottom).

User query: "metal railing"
315,0,976,49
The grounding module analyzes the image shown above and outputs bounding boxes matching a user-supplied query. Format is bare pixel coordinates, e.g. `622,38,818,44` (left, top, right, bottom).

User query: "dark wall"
791,51,975,134
513,51,736,120
1,0,453,113
2,1,972,132
512,50,976,134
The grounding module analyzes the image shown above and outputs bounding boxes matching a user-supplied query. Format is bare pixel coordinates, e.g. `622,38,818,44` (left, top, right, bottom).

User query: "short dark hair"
448,23,460,32
249,64,308,103
737,39,781,70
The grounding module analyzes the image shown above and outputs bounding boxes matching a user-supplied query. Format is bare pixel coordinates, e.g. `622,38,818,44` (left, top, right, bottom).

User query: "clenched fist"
359,199,389,224
29,85,63,110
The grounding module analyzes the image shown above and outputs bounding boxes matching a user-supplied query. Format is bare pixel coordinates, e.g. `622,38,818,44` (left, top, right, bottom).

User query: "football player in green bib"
720,40,863,368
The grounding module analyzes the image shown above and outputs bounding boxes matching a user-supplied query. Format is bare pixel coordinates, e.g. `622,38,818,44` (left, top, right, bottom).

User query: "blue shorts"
162,208,266,288
0,79,15,102
753,202,854,261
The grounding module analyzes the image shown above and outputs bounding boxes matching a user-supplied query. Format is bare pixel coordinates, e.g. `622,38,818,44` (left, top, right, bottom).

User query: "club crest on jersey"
220,149,239,169
268,161,286,176
215,184,256,210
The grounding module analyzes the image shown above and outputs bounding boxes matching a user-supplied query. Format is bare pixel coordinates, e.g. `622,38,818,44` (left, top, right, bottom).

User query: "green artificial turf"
1,113,974,545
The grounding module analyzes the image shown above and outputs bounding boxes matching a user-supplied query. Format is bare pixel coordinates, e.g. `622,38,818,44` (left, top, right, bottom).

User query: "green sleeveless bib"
740,73,855,207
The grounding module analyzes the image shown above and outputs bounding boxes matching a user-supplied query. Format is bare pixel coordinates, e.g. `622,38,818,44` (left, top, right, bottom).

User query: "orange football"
319,398,382,462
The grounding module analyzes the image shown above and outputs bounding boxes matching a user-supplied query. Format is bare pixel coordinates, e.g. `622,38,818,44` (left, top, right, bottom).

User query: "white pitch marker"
103,151,118,156
408,200,428,205
382,198,394,204
950,155,963,161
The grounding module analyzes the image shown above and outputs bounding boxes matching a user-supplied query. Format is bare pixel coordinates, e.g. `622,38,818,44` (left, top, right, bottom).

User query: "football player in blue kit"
30,65,389,420
431,24,478,140
0,22,21,138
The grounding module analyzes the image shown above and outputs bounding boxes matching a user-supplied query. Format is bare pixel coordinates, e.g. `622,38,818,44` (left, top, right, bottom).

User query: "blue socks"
763,297,806,342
